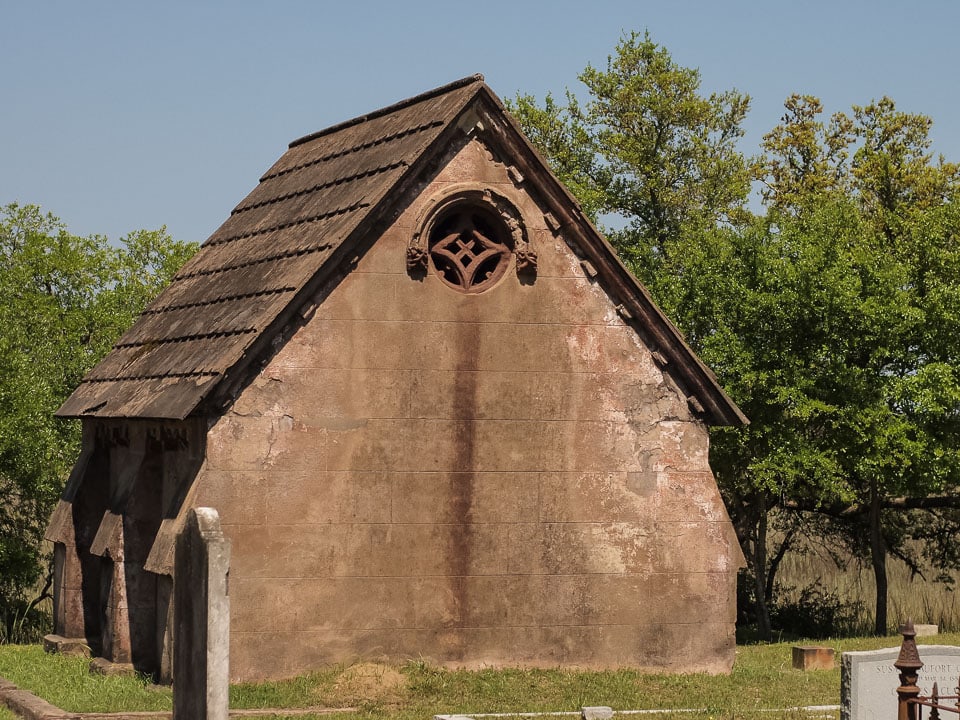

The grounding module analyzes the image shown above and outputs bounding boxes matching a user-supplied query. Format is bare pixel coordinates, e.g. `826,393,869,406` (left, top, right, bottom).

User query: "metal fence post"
896,619,924,720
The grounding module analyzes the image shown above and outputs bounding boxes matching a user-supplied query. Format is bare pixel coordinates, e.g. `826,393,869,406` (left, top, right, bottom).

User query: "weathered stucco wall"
195,138,741,681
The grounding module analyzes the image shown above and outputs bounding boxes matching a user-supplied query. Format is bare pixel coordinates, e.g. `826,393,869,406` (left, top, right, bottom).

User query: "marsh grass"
5,634,960,720
776,545,960,633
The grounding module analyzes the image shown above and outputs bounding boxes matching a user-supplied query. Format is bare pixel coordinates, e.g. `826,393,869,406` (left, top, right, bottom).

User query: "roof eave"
470,86,748,427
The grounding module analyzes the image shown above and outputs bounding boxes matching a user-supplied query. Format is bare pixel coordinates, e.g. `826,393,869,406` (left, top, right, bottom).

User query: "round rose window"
428,205,512,293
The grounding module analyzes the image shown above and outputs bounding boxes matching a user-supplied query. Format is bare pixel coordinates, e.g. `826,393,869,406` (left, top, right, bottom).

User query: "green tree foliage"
757,98,960,634
757,94,853,211
509,31,752,259
508,93,607,222
0,203,197,641
514,33,960,638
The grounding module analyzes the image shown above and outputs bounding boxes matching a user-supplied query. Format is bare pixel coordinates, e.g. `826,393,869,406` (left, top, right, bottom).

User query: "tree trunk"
752,496,773,641
764,526,796,604
870,482,888,635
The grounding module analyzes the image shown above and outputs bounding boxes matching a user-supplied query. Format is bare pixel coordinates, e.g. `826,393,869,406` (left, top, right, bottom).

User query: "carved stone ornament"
515,247,538,274
408,184,537,292
405,243,429,272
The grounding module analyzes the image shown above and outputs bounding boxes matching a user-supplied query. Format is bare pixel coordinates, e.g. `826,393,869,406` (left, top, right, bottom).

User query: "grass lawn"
2,633,956,720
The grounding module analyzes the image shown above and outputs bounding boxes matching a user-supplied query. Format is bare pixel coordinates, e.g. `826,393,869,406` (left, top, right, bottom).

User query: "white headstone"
841,645,960,720
174,507,230,720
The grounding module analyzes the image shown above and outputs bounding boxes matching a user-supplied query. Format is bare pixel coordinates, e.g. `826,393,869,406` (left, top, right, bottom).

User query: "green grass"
0,645,171,713
3,635,959,720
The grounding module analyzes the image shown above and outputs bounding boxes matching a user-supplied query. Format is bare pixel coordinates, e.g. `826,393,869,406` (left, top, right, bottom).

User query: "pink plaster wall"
195,138,741,681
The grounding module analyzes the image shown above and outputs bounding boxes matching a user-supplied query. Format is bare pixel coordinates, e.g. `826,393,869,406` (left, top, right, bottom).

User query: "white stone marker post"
174,507,230,720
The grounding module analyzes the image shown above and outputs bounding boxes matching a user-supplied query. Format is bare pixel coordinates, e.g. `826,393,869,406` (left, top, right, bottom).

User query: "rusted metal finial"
896,619,924,720
897,619,924,669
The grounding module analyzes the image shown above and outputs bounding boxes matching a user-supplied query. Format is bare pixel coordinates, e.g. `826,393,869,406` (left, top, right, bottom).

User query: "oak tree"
515,33,960,638
0,203,196,641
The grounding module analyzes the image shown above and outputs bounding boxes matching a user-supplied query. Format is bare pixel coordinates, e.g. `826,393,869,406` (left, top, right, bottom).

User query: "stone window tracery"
428,206,511,293
407,186,537,293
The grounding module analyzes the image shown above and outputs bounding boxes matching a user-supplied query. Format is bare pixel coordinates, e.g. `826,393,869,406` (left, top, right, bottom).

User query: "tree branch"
783,495,960,518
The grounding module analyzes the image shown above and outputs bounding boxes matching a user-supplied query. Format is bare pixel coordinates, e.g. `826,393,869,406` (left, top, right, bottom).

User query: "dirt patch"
330,663,408,705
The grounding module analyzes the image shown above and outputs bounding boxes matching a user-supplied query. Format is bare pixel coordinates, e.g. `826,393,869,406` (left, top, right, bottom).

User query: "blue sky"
3,1,958,243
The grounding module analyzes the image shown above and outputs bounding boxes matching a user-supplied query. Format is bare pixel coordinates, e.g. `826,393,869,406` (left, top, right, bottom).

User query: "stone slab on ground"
435,709,841,720
42,634,91,658
842,644,960,720
915,624,939,637
0,676,72,720
581,708,614,720
1,673,354,720
89,657,135,677
793,646,835,671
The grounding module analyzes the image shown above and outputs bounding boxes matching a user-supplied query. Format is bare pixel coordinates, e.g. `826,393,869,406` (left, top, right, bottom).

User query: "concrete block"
915,624,939,636
229,521,512,579
539,472,652,523
792,645,835,670
206,415,298,472
406,368,570,422
312,271,400,322
435,138,516,186
0,679,73,720
194,470,268,525
230,627,399,681
398,275,607,326
590,572,735,626
581,707,614,720
230,575,455,633
89,656,134,676
259,470,391,525
351,227,411,275
507,522,655,575
656,622,736,673
391,471,538,524
459,575,590,627
656,472,730,522
533,231,594,279
654,520,740,574
575,422,657,473
228,524,341,578
43,634,91,657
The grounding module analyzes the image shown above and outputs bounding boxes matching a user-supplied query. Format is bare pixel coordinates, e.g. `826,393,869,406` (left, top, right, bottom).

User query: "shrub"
770,582,866,638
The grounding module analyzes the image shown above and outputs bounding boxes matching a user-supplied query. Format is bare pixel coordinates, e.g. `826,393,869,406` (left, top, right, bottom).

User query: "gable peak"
289,74,486,149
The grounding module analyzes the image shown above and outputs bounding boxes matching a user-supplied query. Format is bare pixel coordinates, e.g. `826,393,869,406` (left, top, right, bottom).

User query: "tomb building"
47,75,747,681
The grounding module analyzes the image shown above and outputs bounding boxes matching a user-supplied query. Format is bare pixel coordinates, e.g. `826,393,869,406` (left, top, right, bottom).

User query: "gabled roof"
58,75,747,426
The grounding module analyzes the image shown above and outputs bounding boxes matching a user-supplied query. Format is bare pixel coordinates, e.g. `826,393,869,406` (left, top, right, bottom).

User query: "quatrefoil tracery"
430,213,509,292
428,209,511,293
407,187,537,292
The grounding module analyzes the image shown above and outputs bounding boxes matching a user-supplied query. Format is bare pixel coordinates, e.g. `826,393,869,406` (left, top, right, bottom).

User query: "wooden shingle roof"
58,75,747,426
57,76,485,420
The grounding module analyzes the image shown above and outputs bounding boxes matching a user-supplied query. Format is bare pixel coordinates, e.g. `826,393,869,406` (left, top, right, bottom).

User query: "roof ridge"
288,74,484,149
